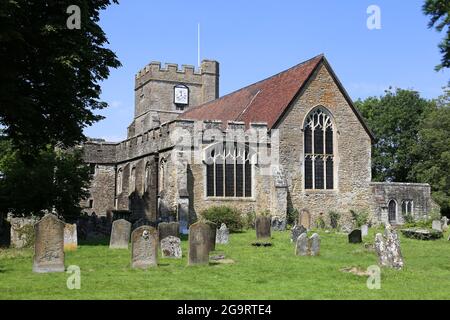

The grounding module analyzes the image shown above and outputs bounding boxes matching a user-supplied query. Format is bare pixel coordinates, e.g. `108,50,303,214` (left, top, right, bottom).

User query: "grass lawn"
0,227,449,300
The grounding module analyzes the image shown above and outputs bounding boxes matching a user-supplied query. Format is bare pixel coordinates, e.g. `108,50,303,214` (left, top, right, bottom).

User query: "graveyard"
0,224,449,300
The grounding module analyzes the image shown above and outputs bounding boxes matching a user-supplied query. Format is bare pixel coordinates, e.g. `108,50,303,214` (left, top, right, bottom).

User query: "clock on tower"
174,85,189,106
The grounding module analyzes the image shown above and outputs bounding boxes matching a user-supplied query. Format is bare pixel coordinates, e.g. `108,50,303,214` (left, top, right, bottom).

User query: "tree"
0,137,90,219
423,0,450,71
355,88,434,182
0,0,121,157
410,88,450,215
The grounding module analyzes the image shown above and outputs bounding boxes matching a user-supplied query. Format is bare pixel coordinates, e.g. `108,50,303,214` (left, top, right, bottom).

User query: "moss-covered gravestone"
33,214,65,273
131,226,158,269
188,222,210,266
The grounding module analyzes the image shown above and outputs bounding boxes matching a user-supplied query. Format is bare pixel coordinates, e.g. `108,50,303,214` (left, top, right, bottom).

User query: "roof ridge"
180,54,324,116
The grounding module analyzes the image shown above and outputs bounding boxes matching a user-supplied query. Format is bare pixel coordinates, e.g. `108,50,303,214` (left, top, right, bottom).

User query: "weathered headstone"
33,214,65,273
375,225,404,270
131,225,158,269
432,220,442,232
216,223,229,244
361,224,369,237
271,217,286,231
158,222,180,242
309,233,321,256
298,209,311,229
205,221,217,252
256,215,271,240
160,236,182,258
348,229,362,243
64,223,77,251
442,216,449,232
109,219,131,249
10,216,37,249
295,233,309,256
188,222,210,266
291,224,307,243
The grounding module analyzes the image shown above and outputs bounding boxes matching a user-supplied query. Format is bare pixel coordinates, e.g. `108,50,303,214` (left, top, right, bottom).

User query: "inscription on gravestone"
131,226,158,269
33,214,65,273
188,222,210,266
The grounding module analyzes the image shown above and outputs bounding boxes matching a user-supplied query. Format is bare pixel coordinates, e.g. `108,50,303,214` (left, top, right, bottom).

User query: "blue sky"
84,0,450,142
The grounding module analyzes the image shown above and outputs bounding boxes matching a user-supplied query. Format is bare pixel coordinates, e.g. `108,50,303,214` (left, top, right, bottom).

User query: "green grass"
0,228,449,300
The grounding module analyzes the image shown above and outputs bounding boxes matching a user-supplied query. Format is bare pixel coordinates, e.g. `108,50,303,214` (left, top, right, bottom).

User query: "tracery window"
304,108,335,190
205,142,254,198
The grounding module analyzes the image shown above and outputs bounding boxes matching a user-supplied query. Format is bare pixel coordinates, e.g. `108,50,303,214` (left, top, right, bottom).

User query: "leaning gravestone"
64,223,77,251
205,221,217,252
291,224,307,243
158,222,180,243
361,224,369,237
374,225,404,270
33,214,65,273
160,236,182,258
309,233,321,256
295,233,309,256
188,222,210,266
216,223,229,244
348,229,362,243
432,220,442,232
298,209,311,229
131,226,158,269
256,215,271,240
109,219,131,249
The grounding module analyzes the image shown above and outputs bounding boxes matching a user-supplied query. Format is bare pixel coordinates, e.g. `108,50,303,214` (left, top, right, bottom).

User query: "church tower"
128,60,219,138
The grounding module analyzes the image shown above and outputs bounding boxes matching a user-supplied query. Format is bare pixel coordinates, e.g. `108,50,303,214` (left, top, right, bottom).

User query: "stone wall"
83,165,116,216
371,182,437,224
276,62,373,227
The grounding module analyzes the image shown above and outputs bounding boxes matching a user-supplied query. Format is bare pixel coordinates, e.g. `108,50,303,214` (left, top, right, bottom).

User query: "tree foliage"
0,138,91,219
423,0,450,71
355,88,433,182
0,0,121,157
356,88,450,215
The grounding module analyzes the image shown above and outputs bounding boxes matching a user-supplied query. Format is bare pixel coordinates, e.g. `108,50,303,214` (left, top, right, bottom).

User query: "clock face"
174,86,189,105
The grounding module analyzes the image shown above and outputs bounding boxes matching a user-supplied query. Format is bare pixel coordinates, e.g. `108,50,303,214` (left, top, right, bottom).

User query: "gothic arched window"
304,108,335,190
388,200,397,223
205,142,254,198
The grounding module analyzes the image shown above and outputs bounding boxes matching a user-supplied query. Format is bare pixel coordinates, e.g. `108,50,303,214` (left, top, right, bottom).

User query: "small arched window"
159,158,166,193
144,162,150,192
304,108,334,190
130,166,136,194
388,200,397,223
116,168,123,194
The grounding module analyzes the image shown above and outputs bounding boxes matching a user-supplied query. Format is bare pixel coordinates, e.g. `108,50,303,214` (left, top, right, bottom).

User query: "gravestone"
10,216,38,249
298,209,311,229
271,217,286,231
109,219,131,249
188,222,210,266
160,236,182,258
255,215,271,240
158,222,180,243
432,220,442,232
361,224,369,237
131,225,158,269
309,233,321,256
295,233,308,256
216,223,229,244
33,214,65,273
374,225,404,270
291,224,307,243
348,229,362,243
64,223,77,251
205,221,217,252
442,216,449,231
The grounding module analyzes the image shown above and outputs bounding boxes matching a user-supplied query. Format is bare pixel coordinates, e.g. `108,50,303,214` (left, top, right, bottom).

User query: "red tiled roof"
179,54,324,129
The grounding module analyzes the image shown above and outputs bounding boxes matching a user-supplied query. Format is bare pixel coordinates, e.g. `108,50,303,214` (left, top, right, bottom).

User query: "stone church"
82,54,438,231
